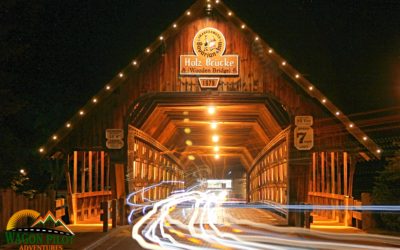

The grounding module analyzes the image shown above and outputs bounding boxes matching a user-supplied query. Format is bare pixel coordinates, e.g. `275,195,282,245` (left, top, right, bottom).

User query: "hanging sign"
106,139,124,150
105,129,124,149
180,27,239,88
105,129,124,140
295,116,313,127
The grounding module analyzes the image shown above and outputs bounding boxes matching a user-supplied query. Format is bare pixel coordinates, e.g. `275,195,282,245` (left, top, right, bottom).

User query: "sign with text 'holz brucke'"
179,27,239,88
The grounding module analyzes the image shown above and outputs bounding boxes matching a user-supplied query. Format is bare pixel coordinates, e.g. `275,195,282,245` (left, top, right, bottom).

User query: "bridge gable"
42,0,380,159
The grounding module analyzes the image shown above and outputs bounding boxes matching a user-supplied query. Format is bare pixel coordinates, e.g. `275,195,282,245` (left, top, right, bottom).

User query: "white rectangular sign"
105,129,124,140
295,116,313,127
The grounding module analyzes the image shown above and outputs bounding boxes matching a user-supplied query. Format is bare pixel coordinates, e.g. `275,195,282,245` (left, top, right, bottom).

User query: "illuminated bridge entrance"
42,0,381,228
125,93,290,213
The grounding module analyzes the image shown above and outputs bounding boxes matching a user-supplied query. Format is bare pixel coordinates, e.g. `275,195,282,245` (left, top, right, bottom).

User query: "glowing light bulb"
118,73,124,78
281,61,286,66
39,147,44,153
335,111,340,116
208,106,216,115
79,110,84,116
363,136,368,141
52,135,57,140
185,140,193,146
106,85,111,90
66,123,71,128
349,124,354,128
212,135,219,143
255,36,259,41
184,128,191,134
309,86,313,91
295,74,300,79
173,23,177,28
322,98,327,103
186,11,191,15
92,98,97,103
268,49,273,54
159,36,164,40
210,121,217,129
146,48,150,53
228,11,232,16
188,155,195,160
132,60,137,65
214,146,219,152
377,149,381,153
241,24,246,29
214,154,220,159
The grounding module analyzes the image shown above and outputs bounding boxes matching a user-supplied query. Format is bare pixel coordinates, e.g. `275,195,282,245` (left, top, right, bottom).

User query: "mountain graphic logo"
31,210,74,235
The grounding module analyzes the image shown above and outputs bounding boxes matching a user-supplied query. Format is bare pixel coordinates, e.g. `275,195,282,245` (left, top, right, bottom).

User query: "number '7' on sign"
294,126,314,150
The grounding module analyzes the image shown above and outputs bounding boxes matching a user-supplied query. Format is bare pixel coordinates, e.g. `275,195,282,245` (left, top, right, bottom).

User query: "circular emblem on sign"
193,27,226,58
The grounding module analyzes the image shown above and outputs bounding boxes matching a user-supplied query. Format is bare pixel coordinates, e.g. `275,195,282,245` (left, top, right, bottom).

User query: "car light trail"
128,182,400,249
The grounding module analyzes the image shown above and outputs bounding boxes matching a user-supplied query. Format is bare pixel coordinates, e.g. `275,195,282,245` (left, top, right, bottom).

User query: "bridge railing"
308,191,364,227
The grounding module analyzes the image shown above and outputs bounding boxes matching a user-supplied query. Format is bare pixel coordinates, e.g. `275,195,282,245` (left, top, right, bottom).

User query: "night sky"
2,0,400,157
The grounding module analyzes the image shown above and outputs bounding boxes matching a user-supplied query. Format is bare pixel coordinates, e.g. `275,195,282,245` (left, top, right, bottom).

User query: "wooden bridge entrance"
41,0,381,226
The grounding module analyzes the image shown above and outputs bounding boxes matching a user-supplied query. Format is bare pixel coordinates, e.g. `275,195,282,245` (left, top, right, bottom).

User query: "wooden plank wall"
248,129,289,217
126,127,184,204
0,189,64,231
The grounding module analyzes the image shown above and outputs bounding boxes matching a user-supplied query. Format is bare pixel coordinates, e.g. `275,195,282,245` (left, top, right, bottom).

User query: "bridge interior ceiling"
129,94,290,178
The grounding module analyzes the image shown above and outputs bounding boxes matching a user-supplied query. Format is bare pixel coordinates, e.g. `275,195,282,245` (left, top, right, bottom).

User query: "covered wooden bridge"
41,0,381,226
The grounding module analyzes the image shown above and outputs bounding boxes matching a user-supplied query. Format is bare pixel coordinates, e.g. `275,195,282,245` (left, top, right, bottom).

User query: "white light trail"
128,181,400,250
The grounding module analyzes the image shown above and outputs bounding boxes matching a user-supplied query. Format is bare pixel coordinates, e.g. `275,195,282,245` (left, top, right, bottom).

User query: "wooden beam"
88,151,93,192
81,152,86,193
101,151,105,191
344,152,348,196
73,151,78,194
321,152,325,193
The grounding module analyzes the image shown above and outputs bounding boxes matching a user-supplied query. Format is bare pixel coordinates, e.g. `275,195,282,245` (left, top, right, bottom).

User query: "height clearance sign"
180,27,239,88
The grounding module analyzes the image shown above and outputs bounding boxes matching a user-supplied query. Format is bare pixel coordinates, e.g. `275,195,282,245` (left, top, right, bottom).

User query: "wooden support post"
65,154,74,224
73,151,78,194
72,194,77,225
118,198,126,225
112,199,117,228
101,151,105,191
81,152,86,193
95,152,99,191
88,151,93,192
101,201,109,232
312,153,316,193
321,152,325,193
344,152,348,196
331,152,336,219
361,193,374,230
344,195,352,227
